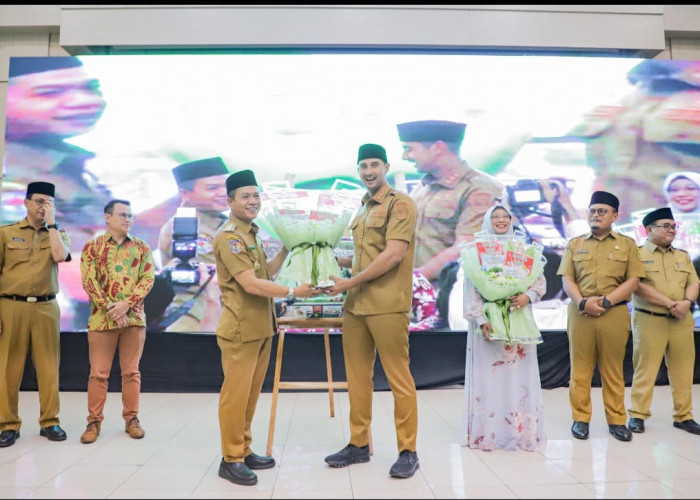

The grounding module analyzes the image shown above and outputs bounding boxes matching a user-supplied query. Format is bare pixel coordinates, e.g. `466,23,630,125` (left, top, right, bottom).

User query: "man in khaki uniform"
157,157,230,332
627,207,700,435
557,191,646,442
396,120,504,283
0,182,71,447
325,143,420,479
213,169,318,486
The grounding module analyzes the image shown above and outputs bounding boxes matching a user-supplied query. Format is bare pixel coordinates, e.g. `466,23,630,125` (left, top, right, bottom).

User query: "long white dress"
460,204,547,452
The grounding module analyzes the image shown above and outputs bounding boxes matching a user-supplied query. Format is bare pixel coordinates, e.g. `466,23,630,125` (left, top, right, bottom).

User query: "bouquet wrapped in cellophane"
460,230,546,345
261,189,362,288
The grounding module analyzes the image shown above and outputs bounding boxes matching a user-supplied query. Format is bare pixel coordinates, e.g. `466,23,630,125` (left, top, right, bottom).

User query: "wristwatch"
285,287,295,302
686,298,697,312
578,298,588,312
47,223,60,230
601,297,612,310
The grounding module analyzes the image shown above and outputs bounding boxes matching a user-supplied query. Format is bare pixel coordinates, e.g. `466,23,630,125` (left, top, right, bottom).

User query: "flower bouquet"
460,230,546,345
261,189,362,288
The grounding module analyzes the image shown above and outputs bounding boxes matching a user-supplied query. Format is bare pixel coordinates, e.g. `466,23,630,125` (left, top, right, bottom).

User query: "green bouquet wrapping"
460,230,546,345
261,189,361,287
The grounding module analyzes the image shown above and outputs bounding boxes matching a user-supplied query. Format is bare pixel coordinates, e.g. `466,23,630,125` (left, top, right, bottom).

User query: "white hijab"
662,171,700,214
480,203,515,235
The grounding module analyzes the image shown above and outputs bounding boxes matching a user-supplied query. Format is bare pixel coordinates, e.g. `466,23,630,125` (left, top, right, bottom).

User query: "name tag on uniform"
576,249,589,254
642,260,654,264
11,237,24,242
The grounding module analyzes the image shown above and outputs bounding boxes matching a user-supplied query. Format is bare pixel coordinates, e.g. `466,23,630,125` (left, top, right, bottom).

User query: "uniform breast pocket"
608,252,629,274
676,268,691,289
365,216,386,228
572,252,593,277
6,240,30,263
423,199,457,221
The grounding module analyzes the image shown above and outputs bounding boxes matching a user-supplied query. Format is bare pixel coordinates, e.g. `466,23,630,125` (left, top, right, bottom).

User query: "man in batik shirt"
78,199,155,444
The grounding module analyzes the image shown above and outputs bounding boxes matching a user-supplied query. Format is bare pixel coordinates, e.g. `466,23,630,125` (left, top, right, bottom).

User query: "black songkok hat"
172,157,230,186
396,120,467,144
226,170,258,193
589,191,620,211
9,57,84,79
642,207,674,227
26,182,55,198
357,143,387,164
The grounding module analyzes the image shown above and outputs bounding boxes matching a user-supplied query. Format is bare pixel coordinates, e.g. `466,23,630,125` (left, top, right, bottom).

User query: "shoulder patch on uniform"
468,191,493,211
394,201,410,220
216,220,238,236
228,238,243,254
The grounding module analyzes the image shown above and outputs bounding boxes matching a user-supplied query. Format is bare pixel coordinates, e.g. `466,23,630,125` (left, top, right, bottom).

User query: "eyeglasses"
114,213,133,220
588,208,614,216
490,214,511,220
651,223,677,231
29,198,51,207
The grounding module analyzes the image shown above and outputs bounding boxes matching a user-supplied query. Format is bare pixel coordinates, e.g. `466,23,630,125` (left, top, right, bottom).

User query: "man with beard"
557,191,646,442
324,143,420,479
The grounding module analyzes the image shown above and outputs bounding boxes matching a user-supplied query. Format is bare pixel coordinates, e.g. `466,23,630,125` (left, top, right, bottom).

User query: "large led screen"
3,54,700,333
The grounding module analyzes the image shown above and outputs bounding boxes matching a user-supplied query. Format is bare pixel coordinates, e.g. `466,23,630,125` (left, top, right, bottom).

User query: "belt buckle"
26,296,38,303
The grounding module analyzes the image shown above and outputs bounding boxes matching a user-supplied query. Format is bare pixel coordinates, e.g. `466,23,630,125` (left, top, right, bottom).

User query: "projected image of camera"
506,179,546,208
162,208,200,287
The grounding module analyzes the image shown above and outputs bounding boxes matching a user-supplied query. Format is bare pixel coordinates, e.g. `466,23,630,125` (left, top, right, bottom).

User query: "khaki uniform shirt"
213,215,276,342
557,230,647,299
410,164,504,269
632,240,700,314
0,217,70,297
344,183,417,315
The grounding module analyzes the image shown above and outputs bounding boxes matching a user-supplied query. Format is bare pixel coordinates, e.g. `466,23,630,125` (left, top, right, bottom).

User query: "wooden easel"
266,317,372,457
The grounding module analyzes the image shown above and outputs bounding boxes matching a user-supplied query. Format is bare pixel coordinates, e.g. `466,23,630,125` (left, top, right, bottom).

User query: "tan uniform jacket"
557,230,647,298
410,164,503,269
213,215,276,342
344,184,417,315
632,240,699,314
0,218,70,296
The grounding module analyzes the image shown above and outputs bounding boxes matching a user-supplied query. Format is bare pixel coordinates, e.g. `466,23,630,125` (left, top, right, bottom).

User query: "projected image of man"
155,157,230,332
396,120,504,284
3,56,111,329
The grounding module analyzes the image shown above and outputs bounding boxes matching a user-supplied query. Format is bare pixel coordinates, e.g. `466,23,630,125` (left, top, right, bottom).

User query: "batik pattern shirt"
80,232,155,331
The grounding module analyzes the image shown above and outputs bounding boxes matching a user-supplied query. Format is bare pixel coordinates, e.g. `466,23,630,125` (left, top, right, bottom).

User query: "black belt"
0,294,56,303
634,307,673,318
612,300,629,308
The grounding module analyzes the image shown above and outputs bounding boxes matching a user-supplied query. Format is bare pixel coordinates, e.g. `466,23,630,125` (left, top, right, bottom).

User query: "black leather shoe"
389,450,420,479
39,425,67,441
0,429,19,447
325,444,370,468
609,424,632,441
673,419,700,435
628,417,645,433
218,458,257,486
244,451,276,470
571,421,589,440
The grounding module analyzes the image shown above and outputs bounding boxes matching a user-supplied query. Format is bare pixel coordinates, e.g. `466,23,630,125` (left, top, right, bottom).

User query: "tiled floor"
1,385,700,498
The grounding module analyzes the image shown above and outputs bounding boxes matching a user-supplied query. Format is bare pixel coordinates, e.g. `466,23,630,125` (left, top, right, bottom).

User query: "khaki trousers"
629,311,695,422
567,302,630,425
342,311,418,453
0,299,61,431
86,326,146,423
217,333,271,462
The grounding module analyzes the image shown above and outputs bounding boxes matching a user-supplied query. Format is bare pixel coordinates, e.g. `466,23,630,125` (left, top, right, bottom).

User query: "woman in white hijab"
663,171,700,214
461,203,546,451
